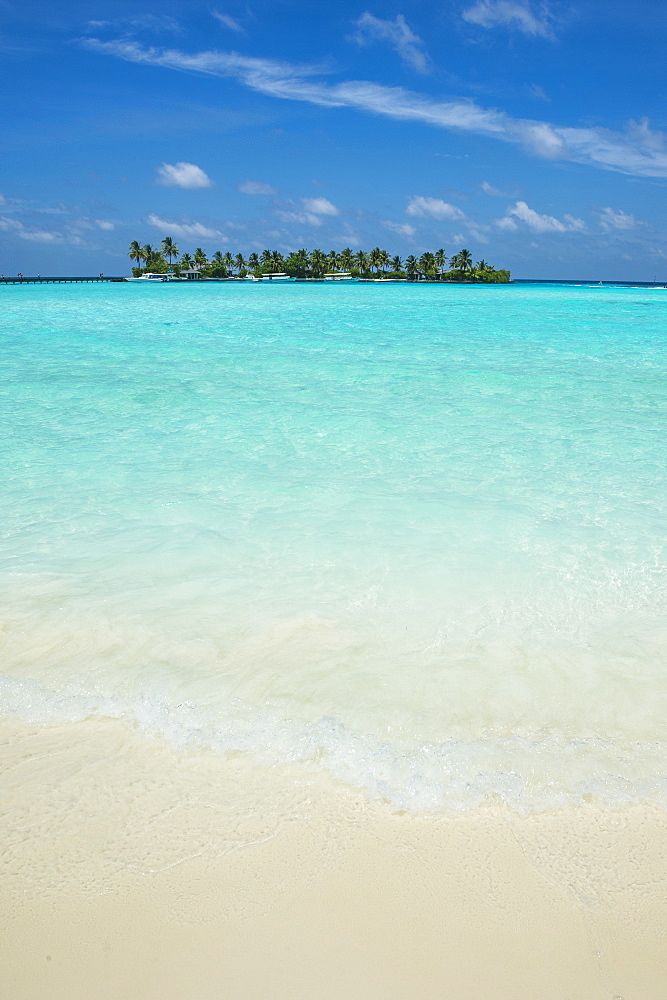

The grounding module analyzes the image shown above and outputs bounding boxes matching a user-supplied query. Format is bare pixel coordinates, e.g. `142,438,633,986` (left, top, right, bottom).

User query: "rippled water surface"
1,281,666,810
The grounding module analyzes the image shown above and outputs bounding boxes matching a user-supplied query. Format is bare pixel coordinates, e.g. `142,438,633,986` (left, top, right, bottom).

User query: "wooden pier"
0,276,125,284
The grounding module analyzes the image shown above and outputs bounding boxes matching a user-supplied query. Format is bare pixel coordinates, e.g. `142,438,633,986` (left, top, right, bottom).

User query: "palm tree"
435,249,447,276
285,250,308,277
234,253,246,273
405,255,419,280
451,249,473,273
260,249,273,268
161,237,179,263
142,244,154,268
377,249,390,273
419,251,436,276
339,248,353,271
391,255,402,272
193,248,208,269
223,252,234,272
212,251,224,265
310,249,327,277
326,250,338,272
180,253,193,270
368,248,381,272
128,240,144,271
271,250,284,271
247,253,259,271
354,250,368,272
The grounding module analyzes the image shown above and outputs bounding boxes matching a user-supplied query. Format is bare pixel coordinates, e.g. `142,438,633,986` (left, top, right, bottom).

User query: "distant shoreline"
2,276,666,287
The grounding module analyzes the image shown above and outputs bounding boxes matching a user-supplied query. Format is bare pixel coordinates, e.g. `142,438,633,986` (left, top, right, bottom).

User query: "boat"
323,272,357,282
250,273,294,282
125,272,168,282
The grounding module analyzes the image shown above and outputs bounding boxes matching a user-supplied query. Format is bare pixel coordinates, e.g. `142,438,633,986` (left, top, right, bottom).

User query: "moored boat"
125,272,168,282
250,273,294,282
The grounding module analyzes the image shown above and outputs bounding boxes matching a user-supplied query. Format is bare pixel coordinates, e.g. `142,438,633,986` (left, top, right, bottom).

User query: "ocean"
2,280,666,814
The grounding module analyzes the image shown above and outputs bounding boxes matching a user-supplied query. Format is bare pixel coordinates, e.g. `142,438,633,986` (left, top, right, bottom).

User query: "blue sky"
2,0,666,278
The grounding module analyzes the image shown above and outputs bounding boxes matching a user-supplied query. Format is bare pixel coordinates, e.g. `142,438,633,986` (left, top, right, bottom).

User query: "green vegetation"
128,238,510,282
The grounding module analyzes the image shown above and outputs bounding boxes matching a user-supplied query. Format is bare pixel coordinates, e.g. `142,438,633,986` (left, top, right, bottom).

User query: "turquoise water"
1,282,666,811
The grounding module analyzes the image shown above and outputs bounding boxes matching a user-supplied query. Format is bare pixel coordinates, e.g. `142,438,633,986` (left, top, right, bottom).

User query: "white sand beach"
2,717,665,1000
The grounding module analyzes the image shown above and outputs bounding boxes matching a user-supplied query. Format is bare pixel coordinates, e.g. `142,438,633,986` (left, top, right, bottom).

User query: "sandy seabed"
1,717,665,1000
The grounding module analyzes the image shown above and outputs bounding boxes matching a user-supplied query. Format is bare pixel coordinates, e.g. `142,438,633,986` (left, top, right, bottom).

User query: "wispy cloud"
462,2,553,39
85,39,667,179
0,216,64,242
301,197,338,216
382,219,416,238
212,10,244,33
480,180,517,197
146,213,223,239
276,197,339,226
527,83,549,101
405,196,490,243
155,161,213,189
496,200,585,233
238,180,276,195
598,207,643,231
85,14,182,36
0,193,25,211
0,209,118,247
350,13,430,73
406,196,468,222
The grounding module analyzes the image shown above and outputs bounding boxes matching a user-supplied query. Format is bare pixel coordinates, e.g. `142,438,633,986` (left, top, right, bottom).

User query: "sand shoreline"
2,718,666,1000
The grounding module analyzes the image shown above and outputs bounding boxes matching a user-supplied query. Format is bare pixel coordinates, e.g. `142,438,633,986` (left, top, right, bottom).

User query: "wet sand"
2,718,666,1000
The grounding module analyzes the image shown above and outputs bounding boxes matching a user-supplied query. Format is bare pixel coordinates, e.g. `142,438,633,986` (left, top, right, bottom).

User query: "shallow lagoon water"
1,281,665,811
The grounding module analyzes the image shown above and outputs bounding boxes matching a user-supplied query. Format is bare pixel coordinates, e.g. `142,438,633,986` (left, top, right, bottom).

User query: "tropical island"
128,238,511,282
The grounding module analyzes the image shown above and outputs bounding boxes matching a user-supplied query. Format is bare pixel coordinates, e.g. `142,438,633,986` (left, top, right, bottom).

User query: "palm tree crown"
128,241,144,268
161,237,179,263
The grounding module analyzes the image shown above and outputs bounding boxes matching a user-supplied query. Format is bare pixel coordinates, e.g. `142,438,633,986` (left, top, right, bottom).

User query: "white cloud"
275,209,322,226
351,13,430,73
382,220,416,238
95,219,115,230
155,161,213,189
276,197,339,227
238,180,276,195
462,2,553,38
528,83,549,101
496,200,585,233
0,216,63,242
301,197,338,216
86,40,667,179
406,196,468,222
404,196,489,242
495,216,519,232
20,230,62,243
480,180,516,197
0,193,26,212
146,213,222,240
86,14,182,36
517,121,564,158
212,10,243,32
599,207,642,231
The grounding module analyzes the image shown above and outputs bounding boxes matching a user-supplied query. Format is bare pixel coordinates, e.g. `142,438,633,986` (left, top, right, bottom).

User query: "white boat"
323,272,357,282
250,272,294,282
125,272,168,282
